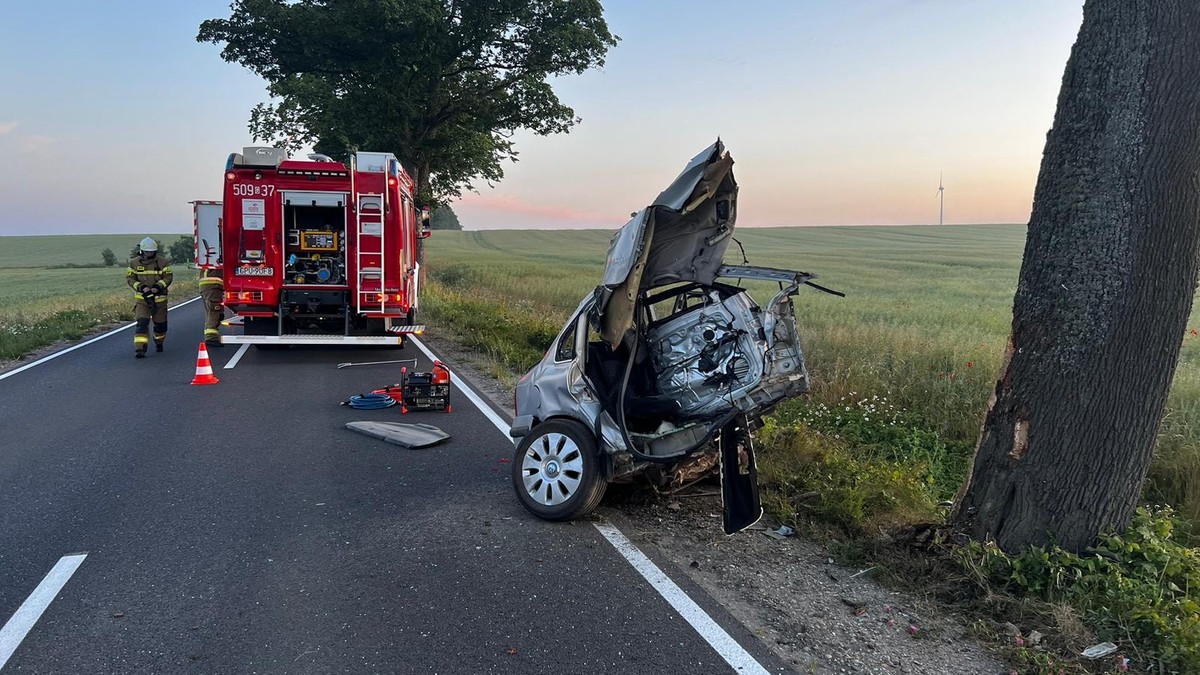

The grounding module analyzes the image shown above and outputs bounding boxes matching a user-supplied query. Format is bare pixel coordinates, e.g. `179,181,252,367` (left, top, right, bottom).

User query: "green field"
4,227,1198,525
0,234,197,361
421,225,1200,526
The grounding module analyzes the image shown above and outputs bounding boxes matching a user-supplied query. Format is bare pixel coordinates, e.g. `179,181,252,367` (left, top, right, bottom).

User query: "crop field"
0,234,197,362
422,225,1200,527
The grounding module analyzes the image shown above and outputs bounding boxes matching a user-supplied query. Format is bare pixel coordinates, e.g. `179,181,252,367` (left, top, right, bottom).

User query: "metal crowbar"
336,358,418,370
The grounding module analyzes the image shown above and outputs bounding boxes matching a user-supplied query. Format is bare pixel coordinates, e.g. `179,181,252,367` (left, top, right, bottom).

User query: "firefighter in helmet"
126,237,173,358
199,267,224,346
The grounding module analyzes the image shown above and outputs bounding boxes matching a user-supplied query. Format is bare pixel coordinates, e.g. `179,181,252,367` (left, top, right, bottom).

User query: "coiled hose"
342,393,396,410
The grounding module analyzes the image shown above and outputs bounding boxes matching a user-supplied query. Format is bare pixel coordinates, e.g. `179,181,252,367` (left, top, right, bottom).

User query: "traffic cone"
190,342,220,385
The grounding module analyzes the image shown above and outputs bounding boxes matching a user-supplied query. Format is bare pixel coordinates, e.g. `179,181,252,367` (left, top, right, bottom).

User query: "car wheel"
512,419,607,521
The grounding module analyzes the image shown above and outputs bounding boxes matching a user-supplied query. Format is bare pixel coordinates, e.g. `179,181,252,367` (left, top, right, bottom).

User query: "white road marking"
0,297,202,383
408,336,771,675
594,524,770,674
0,554,88,670
409,336,512,436
224,343,251,370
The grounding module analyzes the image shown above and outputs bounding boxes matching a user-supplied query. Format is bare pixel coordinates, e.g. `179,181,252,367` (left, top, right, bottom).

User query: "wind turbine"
935,172,945,226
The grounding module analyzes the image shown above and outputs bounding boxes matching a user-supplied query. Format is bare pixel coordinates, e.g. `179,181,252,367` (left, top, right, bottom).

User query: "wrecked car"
509,140,839,534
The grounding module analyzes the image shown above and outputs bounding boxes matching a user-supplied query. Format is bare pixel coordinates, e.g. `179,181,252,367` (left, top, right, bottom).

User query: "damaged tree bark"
951,0,1200,553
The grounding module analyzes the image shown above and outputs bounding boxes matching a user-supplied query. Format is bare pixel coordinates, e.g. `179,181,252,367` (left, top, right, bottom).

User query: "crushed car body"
510,140,839,533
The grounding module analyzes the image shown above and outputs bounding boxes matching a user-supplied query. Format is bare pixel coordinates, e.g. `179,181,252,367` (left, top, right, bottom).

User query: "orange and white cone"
190,342,220,385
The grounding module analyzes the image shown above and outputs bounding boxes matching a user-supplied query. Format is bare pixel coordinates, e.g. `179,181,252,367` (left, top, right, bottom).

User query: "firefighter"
126,237,173,358
199,267,224,346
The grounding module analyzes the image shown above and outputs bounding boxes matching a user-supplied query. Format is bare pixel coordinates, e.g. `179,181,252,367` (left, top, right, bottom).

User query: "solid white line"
594,524,770,674
408,336,770,674
408,336,513,438
0,297,202,383
224,343,251,370
0,554,87,670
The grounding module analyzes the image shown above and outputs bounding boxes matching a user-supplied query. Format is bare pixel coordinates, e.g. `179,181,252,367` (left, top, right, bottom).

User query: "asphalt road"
0,300,785,674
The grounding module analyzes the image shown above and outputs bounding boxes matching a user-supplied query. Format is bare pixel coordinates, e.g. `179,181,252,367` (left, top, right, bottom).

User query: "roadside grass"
420,225,1200,672
419,226,1200,535
0,238,198,363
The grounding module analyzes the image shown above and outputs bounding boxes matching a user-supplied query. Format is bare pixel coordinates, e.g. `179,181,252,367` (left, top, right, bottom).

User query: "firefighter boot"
134,318,150,359
154,321,167,352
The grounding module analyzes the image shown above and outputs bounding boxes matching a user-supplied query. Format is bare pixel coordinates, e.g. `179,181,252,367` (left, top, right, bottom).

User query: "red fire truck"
203,147,429,346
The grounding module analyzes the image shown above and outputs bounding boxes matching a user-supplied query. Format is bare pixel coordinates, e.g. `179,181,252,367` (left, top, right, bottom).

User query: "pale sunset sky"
0,1,1084,235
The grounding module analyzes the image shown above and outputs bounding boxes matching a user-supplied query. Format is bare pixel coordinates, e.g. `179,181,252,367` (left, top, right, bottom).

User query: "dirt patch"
601,490,1006,674
417,328,1008,674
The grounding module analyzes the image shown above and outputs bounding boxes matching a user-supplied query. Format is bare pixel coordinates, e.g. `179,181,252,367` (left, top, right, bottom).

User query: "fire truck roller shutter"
284,192,345,207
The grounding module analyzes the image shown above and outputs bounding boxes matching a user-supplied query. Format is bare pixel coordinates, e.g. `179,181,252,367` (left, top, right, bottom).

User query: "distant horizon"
0,221,1029,238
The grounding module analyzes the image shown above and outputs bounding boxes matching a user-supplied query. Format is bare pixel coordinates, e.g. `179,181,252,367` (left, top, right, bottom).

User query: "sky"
0,1,1084,235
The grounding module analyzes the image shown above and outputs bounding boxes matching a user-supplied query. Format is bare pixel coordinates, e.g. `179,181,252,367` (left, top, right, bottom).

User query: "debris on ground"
764,524,795,540
1082,642,1119,659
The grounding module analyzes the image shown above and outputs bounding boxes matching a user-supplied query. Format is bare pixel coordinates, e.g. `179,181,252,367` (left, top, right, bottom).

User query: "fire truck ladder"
353,155,388,317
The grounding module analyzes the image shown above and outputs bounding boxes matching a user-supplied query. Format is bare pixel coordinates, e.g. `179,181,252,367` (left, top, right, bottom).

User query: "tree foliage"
168,236,195,264
429,204,462,230
101,247,116,267
197,0,617,205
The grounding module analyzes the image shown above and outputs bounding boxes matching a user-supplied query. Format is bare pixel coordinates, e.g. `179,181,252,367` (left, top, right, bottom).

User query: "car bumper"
509,415,535,438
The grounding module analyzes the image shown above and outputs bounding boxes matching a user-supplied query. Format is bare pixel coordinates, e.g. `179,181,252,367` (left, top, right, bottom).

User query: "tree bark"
952,0,1200,553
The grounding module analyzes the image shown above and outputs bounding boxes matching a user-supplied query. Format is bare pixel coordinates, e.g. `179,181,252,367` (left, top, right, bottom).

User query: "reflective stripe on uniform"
204,328,220,337
198,278,223,286
133,335,149,344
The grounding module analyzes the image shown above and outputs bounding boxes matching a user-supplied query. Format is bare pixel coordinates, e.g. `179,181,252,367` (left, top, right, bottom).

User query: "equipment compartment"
282,196,347,286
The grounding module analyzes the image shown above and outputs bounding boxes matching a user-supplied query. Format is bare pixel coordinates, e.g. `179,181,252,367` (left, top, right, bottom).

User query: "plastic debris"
345,421,450,448
764,524,796,540
848,566,880,579
1082,642,1119,659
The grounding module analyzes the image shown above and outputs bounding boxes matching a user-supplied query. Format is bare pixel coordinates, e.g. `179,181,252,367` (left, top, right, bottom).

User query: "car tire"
512,419,607,521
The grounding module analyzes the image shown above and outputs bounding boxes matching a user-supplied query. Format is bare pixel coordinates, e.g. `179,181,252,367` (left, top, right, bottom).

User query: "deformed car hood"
597,140,738,346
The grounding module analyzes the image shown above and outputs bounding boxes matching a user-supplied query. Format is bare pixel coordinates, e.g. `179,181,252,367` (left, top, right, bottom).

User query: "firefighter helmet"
139,237,158,253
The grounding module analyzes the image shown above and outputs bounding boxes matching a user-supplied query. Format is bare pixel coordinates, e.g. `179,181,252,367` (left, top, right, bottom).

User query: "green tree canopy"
169,235,196,264
198,0,617,205
429,204,462,230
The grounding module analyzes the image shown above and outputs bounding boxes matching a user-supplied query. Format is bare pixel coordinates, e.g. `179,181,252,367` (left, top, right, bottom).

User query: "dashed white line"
223,343,251,369
0,297,201,383
408,335,771,675
0,553,88,670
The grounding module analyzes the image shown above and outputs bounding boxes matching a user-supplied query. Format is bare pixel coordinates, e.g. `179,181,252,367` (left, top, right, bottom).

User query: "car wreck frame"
509,141,839,534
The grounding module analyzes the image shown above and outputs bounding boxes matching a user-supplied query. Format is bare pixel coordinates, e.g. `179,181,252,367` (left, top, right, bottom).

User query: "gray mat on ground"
345,421,451,448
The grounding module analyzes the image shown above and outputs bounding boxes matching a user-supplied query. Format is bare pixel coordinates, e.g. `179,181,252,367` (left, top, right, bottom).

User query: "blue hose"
344,393,396,410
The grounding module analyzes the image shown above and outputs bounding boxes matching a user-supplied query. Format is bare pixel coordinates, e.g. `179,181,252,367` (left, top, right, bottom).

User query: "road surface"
0,300,785,674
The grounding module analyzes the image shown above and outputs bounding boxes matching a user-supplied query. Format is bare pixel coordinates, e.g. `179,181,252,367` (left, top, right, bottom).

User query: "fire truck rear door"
194,201,223,268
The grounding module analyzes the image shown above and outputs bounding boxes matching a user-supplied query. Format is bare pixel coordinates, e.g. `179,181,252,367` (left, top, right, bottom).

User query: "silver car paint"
512,140,813,472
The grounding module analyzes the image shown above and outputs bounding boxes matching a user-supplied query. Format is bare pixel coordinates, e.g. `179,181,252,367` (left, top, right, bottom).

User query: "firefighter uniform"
126,238,173,357
199,268,225,345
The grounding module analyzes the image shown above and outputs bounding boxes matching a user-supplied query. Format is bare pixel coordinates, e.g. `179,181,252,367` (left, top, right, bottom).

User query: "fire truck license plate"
235,266,274,276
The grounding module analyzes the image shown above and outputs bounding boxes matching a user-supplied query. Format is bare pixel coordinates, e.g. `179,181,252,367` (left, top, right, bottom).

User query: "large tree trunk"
952,1,1200,553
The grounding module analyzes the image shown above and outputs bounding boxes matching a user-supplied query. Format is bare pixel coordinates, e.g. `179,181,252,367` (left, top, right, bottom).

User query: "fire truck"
197,147,429,346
